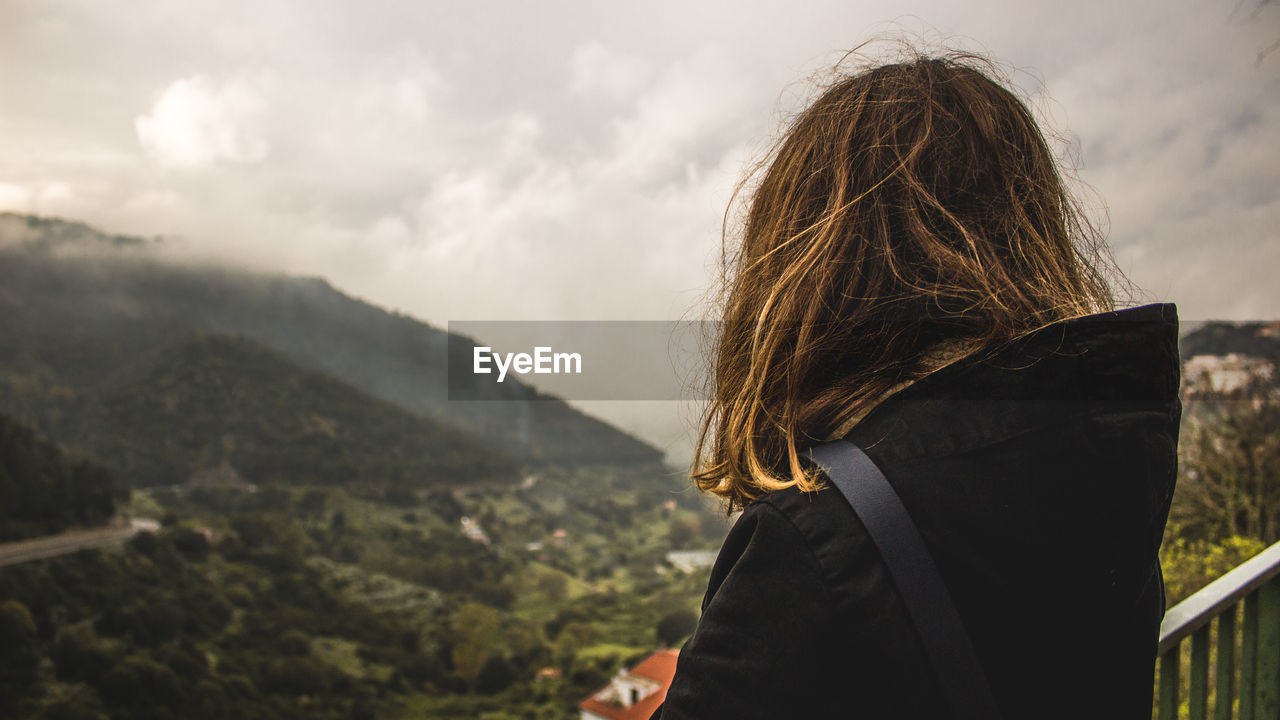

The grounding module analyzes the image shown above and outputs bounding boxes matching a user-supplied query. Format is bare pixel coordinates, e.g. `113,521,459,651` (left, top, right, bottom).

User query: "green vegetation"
0,213,713,718
1160,320,1280,606
1150,323,1280,719
61,333,520,491
0,463,723,719
3,215,1277,718
0,415,126,541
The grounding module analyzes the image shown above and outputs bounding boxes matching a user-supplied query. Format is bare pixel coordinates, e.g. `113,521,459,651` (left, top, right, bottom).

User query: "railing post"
1243,592,1260,720
1192,625,1211,720
1161,640,1182,720
1216,605,1236,720
1256,577,1280,718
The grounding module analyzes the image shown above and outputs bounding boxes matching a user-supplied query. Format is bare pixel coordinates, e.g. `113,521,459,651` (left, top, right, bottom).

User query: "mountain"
61,333,520,489
0,213,662,468
1179,320,1280,362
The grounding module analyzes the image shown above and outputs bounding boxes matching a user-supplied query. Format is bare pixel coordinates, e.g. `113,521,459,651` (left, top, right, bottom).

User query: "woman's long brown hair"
692,51,1121,511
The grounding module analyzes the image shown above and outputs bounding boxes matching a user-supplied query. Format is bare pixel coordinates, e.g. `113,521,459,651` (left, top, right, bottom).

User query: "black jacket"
652,303,1181,719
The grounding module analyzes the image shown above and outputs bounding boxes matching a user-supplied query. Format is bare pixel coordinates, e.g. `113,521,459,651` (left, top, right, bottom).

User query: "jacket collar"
843,303,1182,462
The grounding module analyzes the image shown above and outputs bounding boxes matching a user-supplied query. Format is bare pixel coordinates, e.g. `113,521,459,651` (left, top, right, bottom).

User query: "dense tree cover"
54,333,521,491
0,212,684,717
0,414,125,541
0,460,722,719
656,609,699,647
1170,390,1280,547
1160,355,1280,604
0,526,407,719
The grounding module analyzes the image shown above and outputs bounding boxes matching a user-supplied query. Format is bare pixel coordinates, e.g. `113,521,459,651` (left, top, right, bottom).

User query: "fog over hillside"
0,213,665,469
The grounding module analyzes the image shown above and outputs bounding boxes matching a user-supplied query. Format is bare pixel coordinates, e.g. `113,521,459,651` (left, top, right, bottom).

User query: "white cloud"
570,42,652,99
0,182,79,216
135,75,269,167
0,184,33,213
351,48,445,128
124,189,181,211
602,46,757,184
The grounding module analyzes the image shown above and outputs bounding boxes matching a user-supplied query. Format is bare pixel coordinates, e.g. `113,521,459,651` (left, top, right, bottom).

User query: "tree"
278,629,312,656
535,571,569,604
0,600,39,708
475,655,516,695
449,602,503,684
656,609,698,647
1172,390,1280,544
264,657,330,696
552,621,599,671
54,621,113,683
667,513,703,549
1160,534,1268,606
170,527,210,561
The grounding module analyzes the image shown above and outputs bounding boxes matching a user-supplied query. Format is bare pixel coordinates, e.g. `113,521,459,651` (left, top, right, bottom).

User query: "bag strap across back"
807,439,1003,720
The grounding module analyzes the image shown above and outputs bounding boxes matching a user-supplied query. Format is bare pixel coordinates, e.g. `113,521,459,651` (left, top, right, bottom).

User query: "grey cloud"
2,0,1277,456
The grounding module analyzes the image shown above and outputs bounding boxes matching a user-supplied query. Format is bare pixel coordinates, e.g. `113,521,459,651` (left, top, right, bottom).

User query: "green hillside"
59,333,520,491
0,212,662,468
0,213,727,719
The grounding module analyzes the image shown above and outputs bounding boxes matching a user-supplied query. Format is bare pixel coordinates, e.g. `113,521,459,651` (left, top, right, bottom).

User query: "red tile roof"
578,649,679,720
627,649,679,684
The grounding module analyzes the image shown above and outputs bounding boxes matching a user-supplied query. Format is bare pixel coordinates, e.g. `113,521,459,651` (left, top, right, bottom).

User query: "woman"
651,52,1181,718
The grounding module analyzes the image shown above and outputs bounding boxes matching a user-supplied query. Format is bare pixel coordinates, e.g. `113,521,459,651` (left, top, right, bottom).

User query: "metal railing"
1155,540,1280,719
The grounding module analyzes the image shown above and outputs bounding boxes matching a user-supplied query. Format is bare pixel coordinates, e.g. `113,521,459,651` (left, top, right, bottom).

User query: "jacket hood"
845,302,1182,463
840,301,1182,618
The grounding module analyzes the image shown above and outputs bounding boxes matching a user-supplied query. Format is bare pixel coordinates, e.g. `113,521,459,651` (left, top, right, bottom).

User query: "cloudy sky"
2,0,1277,457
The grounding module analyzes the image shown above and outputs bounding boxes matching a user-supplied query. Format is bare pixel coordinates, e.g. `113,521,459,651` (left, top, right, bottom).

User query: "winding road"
0,518,161,568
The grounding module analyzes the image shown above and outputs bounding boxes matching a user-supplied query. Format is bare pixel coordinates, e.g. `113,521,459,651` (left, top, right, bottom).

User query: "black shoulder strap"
807,439,1003,720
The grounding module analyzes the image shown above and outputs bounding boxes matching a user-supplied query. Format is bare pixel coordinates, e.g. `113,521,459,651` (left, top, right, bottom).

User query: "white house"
665,550,718,574
579,649,679,720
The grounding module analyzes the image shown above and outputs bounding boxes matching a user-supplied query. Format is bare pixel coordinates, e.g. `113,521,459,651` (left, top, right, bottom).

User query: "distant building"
579,649,679,720
459,516,490,545
665,550,718,574
1184,353,1274,394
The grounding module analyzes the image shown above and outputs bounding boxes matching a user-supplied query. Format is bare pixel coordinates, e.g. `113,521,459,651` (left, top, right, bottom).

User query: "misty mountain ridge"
9,211,1268,479
0,213,662,472
0,212,163,252
1178,319,1280,362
